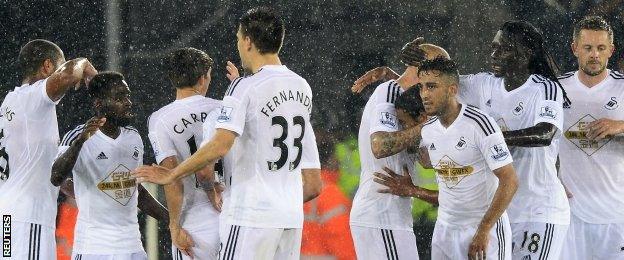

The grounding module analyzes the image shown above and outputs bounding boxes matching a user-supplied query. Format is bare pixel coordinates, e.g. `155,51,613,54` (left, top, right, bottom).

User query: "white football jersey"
558,70,624,224
148,95,221,230
350,80,416,231
0,78,60,228
421,104,513,226
214,65,321,228
459,73,570,225
59,125,145,255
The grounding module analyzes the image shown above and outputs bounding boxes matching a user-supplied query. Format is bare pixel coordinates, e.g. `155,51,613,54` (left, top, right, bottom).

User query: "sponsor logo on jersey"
489,143,509,161
97,164,137,206
512,102,524,116
539,106,557,119
217,106,233,123
434,155,474,188
132,147,140,160
605,97,618,110
379,112,397,128
97,152,108,160
455,137,466,150
565,114,612,156
429,143,436,150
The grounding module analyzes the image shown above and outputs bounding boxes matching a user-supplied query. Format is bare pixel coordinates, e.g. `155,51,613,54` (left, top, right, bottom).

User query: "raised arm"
352,66,400,93
46,58,98,102
51,117,105,186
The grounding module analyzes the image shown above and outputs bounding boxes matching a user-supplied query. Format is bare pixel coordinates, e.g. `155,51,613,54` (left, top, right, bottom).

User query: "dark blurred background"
1,0,623,259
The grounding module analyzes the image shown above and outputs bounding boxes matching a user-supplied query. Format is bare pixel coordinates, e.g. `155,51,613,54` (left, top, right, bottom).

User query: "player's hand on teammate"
399,37,426,67
132,164,175,185
468,228,489,260
374,165,417,197
206,182,224,212
226,61,240,81
76,116,106,143
170,225,195,258
351,66,391,93
586,118,624,140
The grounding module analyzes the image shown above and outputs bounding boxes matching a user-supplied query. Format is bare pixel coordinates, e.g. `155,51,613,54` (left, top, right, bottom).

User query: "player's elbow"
370,136,387,159
50,172,63,187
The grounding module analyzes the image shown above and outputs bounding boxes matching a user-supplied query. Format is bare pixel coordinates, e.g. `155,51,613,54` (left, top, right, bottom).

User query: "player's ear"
42,59,56,76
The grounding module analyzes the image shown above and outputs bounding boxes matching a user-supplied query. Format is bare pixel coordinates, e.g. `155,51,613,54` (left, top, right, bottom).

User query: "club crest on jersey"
489,143,509,161
379,112,397,128
455,137,467,150
605,97,618,110
539,106,557,119
512,102,524,116
486,99,492,107
132,147,140,160
217,106,233,123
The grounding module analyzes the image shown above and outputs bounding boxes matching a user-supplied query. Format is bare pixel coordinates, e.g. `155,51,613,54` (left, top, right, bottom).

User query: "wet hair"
18,39,64,79
500,21,570,104
395,86,425,119
418,57,460,84
88,71,125,99
239,7,285,54
573,16,613,43
164,47,213,89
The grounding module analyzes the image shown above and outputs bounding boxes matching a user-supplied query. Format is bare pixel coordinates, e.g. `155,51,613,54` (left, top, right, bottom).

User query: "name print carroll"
261,89,312,117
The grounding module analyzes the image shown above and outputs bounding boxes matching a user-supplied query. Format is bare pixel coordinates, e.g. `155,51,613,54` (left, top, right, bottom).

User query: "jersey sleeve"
215,78,250,136
369,82,401,134
27,78,60,118
532,80,564,132
147,115,177,164
301,119,321,169
478,126,513,171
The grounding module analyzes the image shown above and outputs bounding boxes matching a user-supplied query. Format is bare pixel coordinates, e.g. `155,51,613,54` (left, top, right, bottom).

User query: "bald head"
420,44,450,60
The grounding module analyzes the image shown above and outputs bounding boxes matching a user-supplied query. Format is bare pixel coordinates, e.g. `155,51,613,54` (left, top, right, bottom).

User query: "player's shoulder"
462,105,498,137
557,71,576,80
461,72,496,82
530,74,561,101
122,125,142,140
371,80,401,104
223,76,253,97
420,116,439,134
609,70,624,81
60,124,86,146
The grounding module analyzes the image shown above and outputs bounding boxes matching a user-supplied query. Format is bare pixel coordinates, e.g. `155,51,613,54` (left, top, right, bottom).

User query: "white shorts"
560,214,624,260
171,225,220,260
431,215,511,260
71,252,147,260
350,225,419,260
3,221,55,260
218,224,302,260
510,222,568,260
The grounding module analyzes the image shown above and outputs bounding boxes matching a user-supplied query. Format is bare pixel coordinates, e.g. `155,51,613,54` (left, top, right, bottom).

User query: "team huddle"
0,5,621,260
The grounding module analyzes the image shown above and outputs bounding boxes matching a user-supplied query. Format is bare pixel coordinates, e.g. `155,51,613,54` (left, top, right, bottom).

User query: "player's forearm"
138,184,169,223
47,58,93,101
382,66,400,80
172,141,225,181
502,122,557,147
302,168,322,202
412,186,438,205
371,127,421,159
478,170,518,232
51,140,85,186
163,180,184,227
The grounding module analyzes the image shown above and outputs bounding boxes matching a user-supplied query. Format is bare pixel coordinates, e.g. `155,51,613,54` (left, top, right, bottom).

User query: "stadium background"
1,0,623,259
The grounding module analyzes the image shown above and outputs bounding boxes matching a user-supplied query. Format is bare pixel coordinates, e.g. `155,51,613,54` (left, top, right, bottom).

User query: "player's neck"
248,53,281,73
21,73,47,85
397,67,418,90
503,69,531,92
438,100,461,128
176,87,202,100
577,69,609,88
100,121,120,139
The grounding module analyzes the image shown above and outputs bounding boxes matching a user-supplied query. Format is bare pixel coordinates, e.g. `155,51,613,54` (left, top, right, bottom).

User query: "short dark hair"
18,39,64,78
573,16,613,42
164,48,213,89
395,86,425,119
239,7,285,54
88,71,125,99
418,57,460,83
